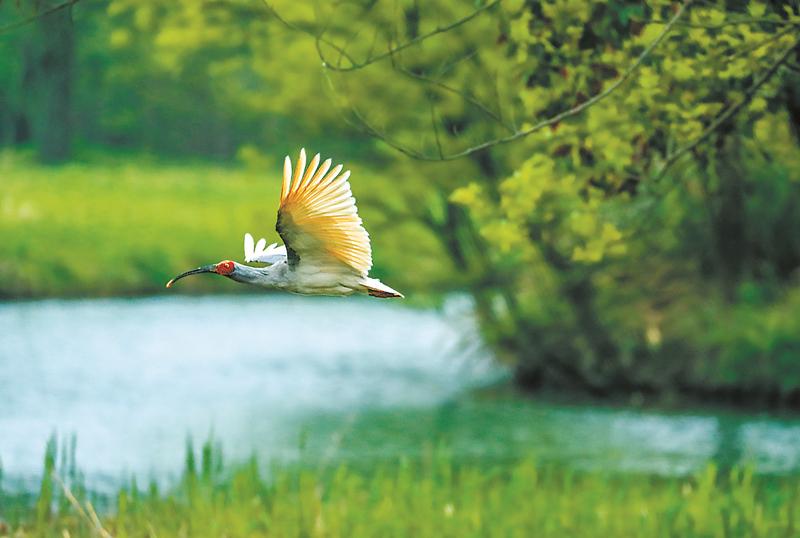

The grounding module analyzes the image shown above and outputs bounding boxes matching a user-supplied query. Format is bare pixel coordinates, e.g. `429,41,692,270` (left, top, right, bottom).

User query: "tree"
32,0,75,162
0,0,77,162
263,0,800,399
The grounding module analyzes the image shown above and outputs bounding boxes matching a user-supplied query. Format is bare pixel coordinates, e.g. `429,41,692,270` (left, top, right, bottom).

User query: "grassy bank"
2,440,799,537
0,152,280,297
0,151,449,298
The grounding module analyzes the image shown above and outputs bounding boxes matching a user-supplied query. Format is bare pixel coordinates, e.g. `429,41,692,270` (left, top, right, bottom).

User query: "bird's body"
222,259,393,297
166,149,403,298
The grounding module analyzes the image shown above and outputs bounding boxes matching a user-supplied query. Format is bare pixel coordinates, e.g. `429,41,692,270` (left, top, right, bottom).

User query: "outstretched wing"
275,148,372,276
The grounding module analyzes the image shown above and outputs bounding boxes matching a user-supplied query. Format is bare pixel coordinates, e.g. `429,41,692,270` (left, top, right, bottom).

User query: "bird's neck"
231,262,287,288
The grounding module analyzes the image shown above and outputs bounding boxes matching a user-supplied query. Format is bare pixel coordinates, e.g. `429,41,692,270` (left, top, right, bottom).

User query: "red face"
215,260,235,275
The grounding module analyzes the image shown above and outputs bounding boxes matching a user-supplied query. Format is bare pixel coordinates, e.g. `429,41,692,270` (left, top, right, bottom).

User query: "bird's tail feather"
361,278,404,299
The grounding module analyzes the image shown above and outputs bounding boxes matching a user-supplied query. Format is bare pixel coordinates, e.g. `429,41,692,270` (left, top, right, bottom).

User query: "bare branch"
260,0,358,67
437,47,481,75
0,0,80,35
429,98,444,159
318,0,502,72
392,62,516,133
642,17,800,29
343,0,695,161
695,0,797,23
653,37,800,182
721,24,797,63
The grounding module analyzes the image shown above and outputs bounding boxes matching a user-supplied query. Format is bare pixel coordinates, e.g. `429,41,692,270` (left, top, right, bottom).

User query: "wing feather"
276,149,372,275
300,158,332,196
304,165,344,204
281,156,292,201
293,149,306,188
293,152,319,195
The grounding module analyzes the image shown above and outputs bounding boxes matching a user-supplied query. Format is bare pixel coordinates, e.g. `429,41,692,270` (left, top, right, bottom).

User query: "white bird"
166,149,403,298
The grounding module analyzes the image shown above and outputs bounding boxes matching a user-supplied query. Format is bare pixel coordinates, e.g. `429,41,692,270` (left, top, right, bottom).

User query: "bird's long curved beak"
165,265,216,288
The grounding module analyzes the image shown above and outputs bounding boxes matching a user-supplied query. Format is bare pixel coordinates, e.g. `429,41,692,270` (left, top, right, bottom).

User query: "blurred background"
2,0,800,535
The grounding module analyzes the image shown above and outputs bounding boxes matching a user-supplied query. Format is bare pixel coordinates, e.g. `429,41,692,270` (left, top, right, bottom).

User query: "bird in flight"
166,149,403,298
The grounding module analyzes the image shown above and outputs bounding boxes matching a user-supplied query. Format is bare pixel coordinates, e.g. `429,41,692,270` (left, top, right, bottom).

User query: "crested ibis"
166,149,403,298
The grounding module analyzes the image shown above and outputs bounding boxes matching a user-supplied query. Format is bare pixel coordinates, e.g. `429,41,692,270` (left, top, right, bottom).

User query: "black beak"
166,264,216,288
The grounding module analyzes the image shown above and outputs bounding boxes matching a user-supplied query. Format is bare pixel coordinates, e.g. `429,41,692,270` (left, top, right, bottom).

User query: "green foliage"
684,285,800,396
441,1,800,399
4,441,800,537
453,0,799,264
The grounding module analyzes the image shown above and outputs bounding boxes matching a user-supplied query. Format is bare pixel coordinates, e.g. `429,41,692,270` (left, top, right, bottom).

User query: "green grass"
2,439,799,537
0,151,284,297
0,150,452,298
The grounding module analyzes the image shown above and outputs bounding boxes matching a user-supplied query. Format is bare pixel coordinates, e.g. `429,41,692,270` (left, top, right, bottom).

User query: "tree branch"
721,24,797,63
0,0,80,35
317,0,502,72
391,61,516,133
260,0,358,67
653,37,800,182
429,97,444,159
342,0,694,161
642,17,800,29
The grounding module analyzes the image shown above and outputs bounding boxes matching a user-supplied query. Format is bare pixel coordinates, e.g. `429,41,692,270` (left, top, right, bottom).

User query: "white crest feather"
244,233,287,264
244,233,254,259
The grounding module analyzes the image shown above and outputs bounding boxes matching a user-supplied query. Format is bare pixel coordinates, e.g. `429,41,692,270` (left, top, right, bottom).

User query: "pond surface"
1,296,800,492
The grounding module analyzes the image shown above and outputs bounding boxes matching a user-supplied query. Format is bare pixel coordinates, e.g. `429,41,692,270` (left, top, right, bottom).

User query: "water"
1,296,800,492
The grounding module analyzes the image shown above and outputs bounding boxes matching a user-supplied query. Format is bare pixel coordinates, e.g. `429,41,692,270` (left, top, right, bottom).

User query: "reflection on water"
1,296,799,491
301,400,800,476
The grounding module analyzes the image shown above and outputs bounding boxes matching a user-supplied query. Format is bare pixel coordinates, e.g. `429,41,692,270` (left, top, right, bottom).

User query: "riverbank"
2,440,798,538
0,152,272,297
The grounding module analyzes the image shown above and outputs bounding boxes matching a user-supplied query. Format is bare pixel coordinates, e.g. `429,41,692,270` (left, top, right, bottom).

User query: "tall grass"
2,437,798,537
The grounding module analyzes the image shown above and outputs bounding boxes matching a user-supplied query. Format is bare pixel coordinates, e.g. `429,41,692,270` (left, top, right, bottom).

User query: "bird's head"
165,260,237,288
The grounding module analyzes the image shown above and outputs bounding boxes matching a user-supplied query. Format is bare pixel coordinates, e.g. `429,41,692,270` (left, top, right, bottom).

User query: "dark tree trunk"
13,112,32,143
712,137,746,298
12,37,38,145
0,90,8,146
784,47,800,144
31,0,74,163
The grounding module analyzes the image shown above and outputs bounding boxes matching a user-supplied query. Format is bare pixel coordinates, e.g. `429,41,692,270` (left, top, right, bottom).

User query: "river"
1,295,799,492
